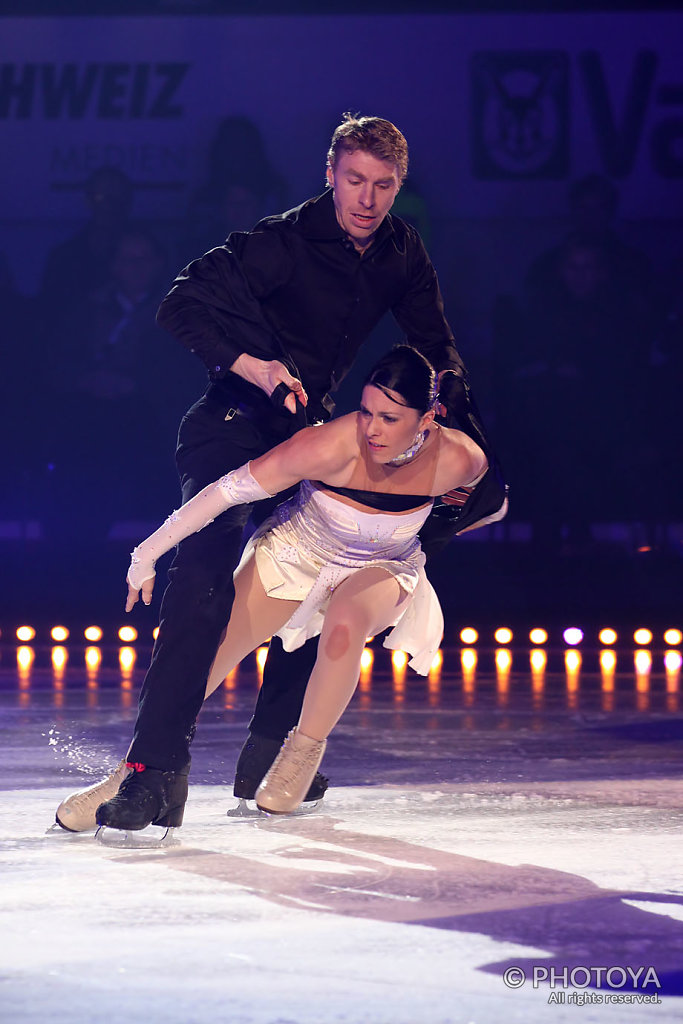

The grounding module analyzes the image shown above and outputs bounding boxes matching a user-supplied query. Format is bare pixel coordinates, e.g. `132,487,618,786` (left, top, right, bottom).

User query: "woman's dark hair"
364,345,436,415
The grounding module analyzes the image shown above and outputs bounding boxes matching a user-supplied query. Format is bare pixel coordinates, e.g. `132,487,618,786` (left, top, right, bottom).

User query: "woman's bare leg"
298,568,410,741
205,554,300,698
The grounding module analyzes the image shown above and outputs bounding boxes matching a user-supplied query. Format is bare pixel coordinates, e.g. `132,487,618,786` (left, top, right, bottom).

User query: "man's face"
326,148,401,251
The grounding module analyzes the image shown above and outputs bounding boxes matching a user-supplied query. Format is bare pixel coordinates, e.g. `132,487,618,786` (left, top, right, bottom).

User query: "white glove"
126,463,274,591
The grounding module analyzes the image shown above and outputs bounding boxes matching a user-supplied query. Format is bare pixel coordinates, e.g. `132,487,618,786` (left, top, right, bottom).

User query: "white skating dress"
236,479,444,675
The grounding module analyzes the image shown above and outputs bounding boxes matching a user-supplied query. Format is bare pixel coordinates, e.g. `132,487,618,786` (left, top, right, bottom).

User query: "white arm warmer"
127,462,274,591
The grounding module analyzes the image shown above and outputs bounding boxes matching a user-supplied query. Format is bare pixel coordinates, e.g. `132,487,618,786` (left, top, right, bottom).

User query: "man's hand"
126,576,155,613
435,369,466,422
231,353,308,414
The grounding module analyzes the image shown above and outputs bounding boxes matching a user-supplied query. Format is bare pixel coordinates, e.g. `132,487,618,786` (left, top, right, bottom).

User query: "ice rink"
1,637,682,1023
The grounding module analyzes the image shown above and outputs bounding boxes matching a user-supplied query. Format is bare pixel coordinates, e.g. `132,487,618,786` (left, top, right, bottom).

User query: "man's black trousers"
127,383,316,772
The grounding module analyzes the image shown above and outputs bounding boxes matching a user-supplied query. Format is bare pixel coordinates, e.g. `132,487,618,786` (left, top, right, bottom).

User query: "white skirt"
235,479,444,675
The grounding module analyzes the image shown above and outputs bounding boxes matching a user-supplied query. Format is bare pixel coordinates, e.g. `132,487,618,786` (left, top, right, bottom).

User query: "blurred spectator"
0,251,36,405
45,226,204,540
179,115,286,259
494,174,660,552
391,178,433,250
39,166,135,315
0,253,39,506
526,174,653,314
648,255,683,519
495,234,654,552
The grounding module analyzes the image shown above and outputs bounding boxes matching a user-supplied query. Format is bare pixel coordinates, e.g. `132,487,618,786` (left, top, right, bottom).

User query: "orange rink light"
51,646,68,670
665,650,682,672
118,626,138,643
85,646,102,669
430,649,443,672
529,628,548,645
600,649,617,672
530,648,547,672
461,648,477,672
664,629,682,647
16,626,36,642
565,649,581,673
494,627,513,645
634,649,652,673
599,628,618,645
50,626,69,642
360,648,374,672
495,648,512,671
391,650,409,671
84,626,103,642
459,627,478,645
17,646,35,670
633,628,653,646
119,647,136,671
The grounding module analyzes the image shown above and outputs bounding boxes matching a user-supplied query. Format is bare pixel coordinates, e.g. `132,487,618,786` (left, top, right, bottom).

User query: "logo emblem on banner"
471,51,569,179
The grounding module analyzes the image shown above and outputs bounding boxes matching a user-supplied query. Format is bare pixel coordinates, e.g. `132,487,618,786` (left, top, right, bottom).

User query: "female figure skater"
63,346,488,831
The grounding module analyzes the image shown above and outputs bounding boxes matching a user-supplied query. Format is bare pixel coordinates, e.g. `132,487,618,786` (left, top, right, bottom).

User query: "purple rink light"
563,627,584,646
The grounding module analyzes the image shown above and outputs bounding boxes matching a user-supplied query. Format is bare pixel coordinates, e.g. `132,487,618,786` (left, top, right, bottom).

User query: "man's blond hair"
327,113,409,183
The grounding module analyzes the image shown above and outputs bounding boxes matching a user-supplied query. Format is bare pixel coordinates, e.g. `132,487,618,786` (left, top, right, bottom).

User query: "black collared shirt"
158,189,464,416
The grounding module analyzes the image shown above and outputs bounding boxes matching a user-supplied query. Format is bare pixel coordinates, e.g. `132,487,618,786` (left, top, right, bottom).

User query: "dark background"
1,3,681,631
3,2,683,13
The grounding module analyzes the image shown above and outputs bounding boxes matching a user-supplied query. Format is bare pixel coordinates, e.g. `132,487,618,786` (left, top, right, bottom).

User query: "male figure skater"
56,113,505,832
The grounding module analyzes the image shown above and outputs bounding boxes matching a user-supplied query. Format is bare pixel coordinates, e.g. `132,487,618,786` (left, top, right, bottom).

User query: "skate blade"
226,798,268,819
227,797,322,819
95,825,181,849
45,821,95,839
46,821,68,835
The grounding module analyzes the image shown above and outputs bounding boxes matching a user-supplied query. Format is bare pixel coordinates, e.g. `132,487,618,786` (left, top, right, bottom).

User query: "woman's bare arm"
248,415,358,495
124,416,358,609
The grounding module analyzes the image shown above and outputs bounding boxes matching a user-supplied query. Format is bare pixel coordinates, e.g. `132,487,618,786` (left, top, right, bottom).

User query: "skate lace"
106,771,157,813
62,761,129,810
268,733,324,789
118,769,152,796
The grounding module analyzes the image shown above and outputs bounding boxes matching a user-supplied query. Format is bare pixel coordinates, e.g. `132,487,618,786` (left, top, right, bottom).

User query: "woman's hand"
126,576,155,613
230,353,308,414
126,545,156,611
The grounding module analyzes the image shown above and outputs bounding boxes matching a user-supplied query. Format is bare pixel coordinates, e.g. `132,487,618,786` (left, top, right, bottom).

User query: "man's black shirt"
157,189,464,418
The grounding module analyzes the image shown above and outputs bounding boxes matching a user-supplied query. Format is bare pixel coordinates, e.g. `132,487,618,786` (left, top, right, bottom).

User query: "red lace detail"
125,761,146,773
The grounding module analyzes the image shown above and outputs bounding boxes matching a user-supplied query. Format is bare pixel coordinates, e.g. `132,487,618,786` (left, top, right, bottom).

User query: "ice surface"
1,650,682,1022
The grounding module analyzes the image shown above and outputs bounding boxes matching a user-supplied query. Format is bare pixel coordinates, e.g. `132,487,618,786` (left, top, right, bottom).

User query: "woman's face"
359,384,432,463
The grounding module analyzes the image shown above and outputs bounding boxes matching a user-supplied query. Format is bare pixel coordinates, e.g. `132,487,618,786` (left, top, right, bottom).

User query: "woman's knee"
321,622,353,661
321,605,373,661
